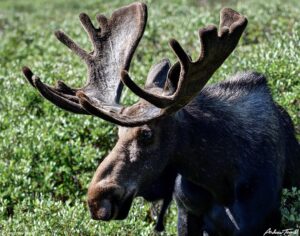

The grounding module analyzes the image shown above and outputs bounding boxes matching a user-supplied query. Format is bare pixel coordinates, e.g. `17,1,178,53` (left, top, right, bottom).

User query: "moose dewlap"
23,2,300,235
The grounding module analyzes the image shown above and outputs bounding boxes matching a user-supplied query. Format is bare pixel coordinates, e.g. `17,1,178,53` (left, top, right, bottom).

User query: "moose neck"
171,97,238,204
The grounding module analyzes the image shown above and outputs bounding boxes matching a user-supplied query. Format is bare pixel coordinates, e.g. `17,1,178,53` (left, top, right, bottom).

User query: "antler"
76,8,247,126
23,5,247,127
23,2,147,114
121,8,247,110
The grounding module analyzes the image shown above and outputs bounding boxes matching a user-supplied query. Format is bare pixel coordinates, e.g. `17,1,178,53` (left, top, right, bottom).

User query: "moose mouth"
114,192,135,220
90,192,135,221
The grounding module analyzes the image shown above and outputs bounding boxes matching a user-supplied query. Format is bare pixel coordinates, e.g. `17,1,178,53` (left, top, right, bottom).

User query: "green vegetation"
0,0,299,234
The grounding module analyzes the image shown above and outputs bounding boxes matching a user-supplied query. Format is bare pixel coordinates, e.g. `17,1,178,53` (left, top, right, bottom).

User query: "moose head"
23,2,247,221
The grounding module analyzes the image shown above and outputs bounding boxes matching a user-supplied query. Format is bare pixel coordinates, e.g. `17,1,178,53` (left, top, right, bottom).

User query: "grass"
0,0,299,234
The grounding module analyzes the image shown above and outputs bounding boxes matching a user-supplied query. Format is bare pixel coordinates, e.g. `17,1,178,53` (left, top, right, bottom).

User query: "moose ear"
145,59,170,90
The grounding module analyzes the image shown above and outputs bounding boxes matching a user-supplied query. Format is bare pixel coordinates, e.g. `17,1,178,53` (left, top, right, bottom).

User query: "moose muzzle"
87,182,135,221
88,198,113,221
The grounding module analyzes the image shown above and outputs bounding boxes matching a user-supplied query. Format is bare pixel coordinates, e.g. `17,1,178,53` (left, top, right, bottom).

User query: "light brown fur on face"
88,127,147,219
87,115,178,221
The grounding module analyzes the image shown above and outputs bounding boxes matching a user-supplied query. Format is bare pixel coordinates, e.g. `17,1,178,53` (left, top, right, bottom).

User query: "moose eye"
139,129,153,145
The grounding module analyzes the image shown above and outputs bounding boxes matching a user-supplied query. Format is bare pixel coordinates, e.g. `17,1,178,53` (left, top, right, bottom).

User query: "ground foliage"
0,0,299,234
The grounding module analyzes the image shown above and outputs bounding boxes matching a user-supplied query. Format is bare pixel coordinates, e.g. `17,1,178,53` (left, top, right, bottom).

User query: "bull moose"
23,2,300,235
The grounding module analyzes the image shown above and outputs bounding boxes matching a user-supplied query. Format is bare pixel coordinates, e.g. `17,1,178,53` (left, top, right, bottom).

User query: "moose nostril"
97,199,112,220
88,199,113,221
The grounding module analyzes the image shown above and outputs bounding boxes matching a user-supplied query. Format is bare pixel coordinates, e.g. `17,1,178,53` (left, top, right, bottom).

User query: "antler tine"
96,14,109,32
54,30,91,61
55,80,77,95
23,66,88,114
79,13,98,45
23,66,35,87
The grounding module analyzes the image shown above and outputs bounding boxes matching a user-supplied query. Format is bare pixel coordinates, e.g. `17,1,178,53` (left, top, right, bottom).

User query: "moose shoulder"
23,2,300,235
